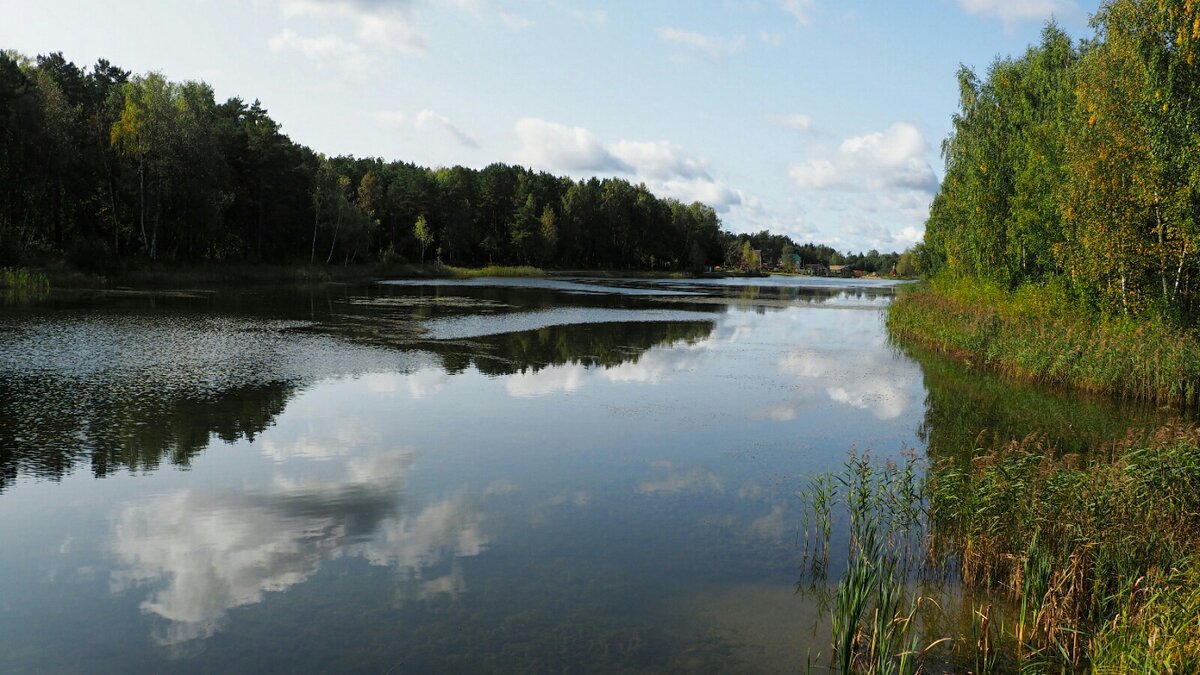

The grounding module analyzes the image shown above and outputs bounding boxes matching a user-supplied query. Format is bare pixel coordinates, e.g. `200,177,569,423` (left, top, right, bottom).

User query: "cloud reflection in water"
110,451,489,645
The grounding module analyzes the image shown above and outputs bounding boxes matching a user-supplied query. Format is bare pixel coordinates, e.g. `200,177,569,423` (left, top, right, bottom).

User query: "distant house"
804,263,828,276
829,265,855,278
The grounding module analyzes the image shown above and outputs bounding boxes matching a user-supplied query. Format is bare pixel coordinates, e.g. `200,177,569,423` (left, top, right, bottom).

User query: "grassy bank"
802,426,1200,672
886,278,1200,406
0,267,51,291
930,427,1200,670
13,262,735,288
441,265,543,278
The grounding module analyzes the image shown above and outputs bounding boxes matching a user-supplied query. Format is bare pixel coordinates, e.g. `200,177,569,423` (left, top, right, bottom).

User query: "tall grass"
926,426,1200,668
800,427,1200,671
443,264,543,278
0,266,50,291
799,453,932,674
886,278,1200,406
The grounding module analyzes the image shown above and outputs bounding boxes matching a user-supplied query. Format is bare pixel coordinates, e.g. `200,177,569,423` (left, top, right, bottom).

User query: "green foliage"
0,266,50,291
799,453,928,674
442,265,542,278
887,279,1200,405
926,427,1200,668
800,428,1200,671
923,4,1200,322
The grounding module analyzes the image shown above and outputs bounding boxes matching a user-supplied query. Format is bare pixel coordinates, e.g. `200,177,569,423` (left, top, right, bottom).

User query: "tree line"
0,50,901,275
922,0,1200,322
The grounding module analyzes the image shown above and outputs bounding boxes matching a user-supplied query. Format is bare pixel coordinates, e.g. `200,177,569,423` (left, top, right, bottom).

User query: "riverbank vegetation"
901,0,1200,401
888,278,1200,406
802,425,1200,672
0,50,903,281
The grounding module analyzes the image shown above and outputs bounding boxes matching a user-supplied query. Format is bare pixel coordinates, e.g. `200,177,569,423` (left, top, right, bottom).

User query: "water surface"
0,276,1174,672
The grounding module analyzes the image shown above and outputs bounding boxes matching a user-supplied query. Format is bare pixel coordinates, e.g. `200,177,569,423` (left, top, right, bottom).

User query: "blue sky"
4,0,1102,252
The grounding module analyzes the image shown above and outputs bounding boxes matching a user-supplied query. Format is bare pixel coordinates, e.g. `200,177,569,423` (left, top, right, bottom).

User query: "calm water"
0,277,1174,673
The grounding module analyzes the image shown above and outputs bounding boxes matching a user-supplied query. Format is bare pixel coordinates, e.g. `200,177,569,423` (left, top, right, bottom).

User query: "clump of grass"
1088,565,1200,672
0,266,51,291
887,277,1200,406
926,425,1200,668
443,264,543,278
799,452,934,674
801,427,1200,671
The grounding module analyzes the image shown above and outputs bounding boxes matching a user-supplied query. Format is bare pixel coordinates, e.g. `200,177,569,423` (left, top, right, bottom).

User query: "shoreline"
886,279,1200,407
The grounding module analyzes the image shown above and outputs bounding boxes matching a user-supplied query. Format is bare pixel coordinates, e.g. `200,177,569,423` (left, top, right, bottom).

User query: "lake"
0,276,1172,673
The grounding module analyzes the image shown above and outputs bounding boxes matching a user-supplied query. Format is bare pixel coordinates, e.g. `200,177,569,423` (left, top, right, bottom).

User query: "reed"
800,427,1200,671
926,426,1200,668
799,452,931,674
443,265,544,278
0,266,51,291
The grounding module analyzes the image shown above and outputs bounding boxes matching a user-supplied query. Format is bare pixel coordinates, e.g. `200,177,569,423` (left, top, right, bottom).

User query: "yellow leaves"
1088,114,1097,128
980,163,988,174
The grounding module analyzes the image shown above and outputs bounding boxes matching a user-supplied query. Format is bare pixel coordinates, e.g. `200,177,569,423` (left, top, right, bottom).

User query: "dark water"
0,277,1175,673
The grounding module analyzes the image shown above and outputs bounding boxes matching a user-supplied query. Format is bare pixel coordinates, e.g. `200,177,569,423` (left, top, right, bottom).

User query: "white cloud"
276,0,428,55
609,140,711,181
768,113,813,132
955,0,1080,25
780,0,816,25
515,118,628,173
373,110,407,130
499,11,531,28
778,349,911,420
268,28,374,70
759,30,784,47
657,27,747,60
645,177,744,212
415,109,481,148
514,118,744,211
639,462,725,495
111,451,490,645
789,122,936,193
505,363,588,397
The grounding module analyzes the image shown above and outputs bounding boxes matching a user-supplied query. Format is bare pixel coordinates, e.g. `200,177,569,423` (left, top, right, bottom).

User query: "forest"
922,0,1200,323
0,49,899,276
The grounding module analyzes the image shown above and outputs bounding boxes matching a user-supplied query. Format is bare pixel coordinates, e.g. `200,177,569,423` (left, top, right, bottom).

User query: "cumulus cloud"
657,27,747,60
609,140,712,181
515,118,628,173
789,122,936,193
416,109,481,148
955,0,1080,25
781,122,938,251
514,118,744,211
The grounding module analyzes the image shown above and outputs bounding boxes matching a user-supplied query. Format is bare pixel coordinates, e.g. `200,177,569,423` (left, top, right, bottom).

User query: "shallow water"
0,277,1175,673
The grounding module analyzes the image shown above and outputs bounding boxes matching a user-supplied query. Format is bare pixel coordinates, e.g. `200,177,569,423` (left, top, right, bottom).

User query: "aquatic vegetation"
801,427,1200,672
443,265,544,278
799,452,931,674
0,267,50,291
887,278,1200,406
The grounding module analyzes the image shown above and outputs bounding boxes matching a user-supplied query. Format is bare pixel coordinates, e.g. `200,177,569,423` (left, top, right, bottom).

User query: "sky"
3,0,1104,253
